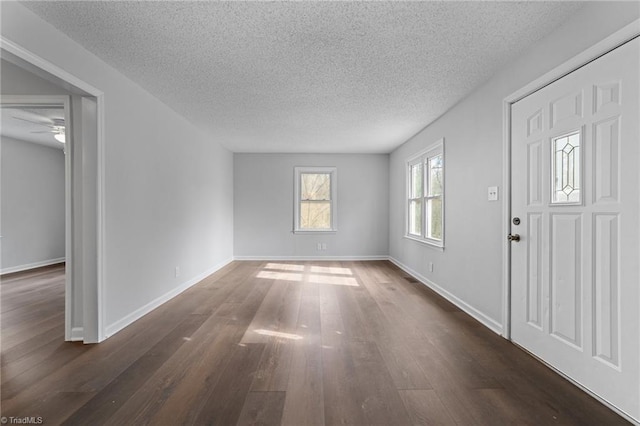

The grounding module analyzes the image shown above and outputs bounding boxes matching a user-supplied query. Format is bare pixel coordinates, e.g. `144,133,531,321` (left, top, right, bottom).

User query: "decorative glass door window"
551,131,581,204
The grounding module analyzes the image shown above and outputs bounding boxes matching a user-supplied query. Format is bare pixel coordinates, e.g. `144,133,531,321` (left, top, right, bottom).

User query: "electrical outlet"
429,262,434,272
175,266,180,277
488,186,499,201
322,243,327,250
317,243,322,251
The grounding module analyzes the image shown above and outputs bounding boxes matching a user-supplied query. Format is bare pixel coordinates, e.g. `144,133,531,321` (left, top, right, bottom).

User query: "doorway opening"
1,39,104,344
1,99,71,344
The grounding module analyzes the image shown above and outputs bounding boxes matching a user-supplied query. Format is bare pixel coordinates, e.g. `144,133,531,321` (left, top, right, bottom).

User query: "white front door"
510,37,639,421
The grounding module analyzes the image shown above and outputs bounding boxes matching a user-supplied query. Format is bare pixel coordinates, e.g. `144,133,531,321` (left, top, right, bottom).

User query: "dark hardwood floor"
1,261,629,425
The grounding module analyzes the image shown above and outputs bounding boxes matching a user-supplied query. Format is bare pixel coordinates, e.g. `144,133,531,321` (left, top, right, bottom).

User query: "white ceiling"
23,1,585,153
1,107,66,150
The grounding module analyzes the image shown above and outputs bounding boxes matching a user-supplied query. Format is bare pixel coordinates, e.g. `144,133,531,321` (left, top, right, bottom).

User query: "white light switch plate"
488,186,499,201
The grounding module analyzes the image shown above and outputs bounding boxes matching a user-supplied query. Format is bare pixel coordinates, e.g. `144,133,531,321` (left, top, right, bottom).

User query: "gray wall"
2,3,235,338
1,136,65,272
234,154,389,259
388,2,640,332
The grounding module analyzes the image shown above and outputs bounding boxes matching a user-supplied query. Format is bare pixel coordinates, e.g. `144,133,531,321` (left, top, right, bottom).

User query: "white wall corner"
103,257,233,339
388,257,504,336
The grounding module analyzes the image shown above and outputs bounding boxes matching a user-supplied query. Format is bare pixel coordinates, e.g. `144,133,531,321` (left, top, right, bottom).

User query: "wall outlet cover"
488,186,499,201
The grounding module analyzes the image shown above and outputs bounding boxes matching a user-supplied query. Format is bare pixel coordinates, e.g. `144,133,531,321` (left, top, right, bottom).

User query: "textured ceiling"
23,1,584,153
1,107,66,150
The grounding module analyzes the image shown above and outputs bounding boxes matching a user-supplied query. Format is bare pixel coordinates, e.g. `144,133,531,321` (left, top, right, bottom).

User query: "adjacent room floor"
0,261,628,425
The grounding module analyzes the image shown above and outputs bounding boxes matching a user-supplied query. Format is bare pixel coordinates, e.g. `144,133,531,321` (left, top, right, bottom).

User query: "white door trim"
501,19,640,340
1,35,107,343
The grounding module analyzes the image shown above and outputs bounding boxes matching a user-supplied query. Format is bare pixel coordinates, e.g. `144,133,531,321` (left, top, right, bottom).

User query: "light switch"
488,186,499,201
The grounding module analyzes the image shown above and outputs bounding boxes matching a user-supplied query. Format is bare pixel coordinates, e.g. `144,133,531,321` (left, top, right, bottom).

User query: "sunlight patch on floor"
309,265,353,275
253,329,303,340
309,274,359,287
257,271,303,281
264,263,305,272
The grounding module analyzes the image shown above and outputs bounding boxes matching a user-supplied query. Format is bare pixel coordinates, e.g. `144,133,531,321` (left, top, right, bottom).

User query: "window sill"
404,235,444,251
293,229,337,235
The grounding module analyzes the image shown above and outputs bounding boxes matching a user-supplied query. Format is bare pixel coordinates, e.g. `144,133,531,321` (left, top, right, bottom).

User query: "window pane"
427,197,442,240
301,173,331,201
300,201,331,229
409,200,422,236
552,132,580,204
428,155,443,196
410,163,423,198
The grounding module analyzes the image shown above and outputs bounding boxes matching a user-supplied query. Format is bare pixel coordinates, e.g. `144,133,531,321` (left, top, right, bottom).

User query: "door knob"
508,234,521,242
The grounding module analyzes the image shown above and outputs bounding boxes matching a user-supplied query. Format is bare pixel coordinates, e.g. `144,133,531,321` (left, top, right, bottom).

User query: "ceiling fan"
12,115,66,143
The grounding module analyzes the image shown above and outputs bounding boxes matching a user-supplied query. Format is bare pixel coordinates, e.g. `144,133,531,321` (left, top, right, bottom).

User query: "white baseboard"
69,327,84,342
388,256,503,335
104,257,233,339
233,255,388,261
1,257,65,275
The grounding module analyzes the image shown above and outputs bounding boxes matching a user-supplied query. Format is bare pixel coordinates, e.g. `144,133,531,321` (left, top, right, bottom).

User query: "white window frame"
405,138,445,249
294,166,337,233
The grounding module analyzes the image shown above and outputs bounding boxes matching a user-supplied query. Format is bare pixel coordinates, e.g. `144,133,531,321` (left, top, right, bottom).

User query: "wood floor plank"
141,323,248,425
224,276,275,327
95,315,230,425
61,313,210,425
2,282,215,415
352,262,433,390
1,339,85,393
18,391,96,425
321,342,369,425
1,324,63,368
240,279,302,344
1,261,630,425
281,338,325,426
399,389,457,426
1,311,65,348
281,280,324,426
250,338,295,392
224,261,270,304
296,280,322,336
346,341,413,425
332,284,375,342
193,342,266,425
237,391,286,426
318,282,341,316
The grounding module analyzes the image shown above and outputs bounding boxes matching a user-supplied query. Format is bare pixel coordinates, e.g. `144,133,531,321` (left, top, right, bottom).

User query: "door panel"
511,37,639,421
549,213,582,348
593,213,619,367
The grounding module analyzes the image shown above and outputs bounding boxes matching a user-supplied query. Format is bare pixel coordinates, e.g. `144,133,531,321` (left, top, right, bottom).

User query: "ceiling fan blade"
31,130,55,134
12,116,55,127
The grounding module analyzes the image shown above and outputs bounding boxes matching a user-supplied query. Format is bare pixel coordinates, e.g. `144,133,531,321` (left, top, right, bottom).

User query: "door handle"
508,234,520,242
